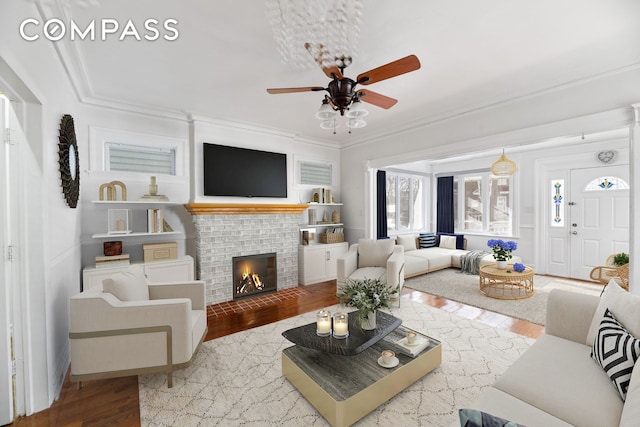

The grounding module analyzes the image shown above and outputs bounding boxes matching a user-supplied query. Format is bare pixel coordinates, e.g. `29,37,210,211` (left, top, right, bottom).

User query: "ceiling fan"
267,43,421,127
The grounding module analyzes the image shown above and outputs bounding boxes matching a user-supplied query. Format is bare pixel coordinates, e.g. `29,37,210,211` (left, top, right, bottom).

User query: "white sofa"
69,270,208,388
456,281,640,427
395,234,522,278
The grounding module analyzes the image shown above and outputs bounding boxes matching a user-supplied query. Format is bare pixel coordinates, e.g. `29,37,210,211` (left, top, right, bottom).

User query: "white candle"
317,318,331,334
333,322,348,336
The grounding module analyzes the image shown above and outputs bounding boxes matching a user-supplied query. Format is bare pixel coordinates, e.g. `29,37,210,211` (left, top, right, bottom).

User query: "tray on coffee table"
281,310,402,356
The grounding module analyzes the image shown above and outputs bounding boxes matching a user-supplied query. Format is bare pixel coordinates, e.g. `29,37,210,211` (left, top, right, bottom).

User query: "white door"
569,165,630,281
0,95,14,424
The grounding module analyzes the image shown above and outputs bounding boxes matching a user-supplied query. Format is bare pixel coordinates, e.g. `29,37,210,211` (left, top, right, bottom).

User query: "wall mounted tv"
203,143,287,198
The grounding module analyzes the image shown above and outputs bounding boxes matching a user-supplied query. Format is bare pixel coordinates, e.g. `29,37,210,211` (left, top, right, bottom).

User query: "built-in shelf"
300,223,344,228
91,231,181,239
307,203,343,206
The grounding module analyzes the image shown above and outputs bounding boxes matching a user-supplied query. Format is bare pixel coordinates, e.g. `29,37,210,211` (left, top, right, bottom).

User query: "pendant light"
491,149,517,176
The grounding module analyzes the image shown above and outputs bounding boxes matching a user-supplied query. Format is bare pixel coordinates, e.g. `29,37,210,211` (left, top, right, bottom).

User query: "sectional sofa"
455,281,640,427
394,234,522,278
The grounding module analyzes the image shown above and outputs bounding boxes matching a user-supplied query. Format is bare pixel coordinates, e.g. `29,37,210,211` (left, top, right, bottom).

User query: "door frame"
535,136,630,277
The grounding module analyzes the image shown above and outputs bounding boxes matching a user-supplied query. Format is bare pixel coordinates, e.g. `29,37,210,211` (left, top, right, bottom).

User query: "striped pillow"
591,308,640,400
418,233,436,248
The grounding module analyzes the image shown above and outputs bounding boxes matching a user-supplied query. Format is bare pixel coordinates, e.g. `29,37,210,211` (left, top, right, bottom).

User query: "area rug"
404,268,602,325
139,299,533,426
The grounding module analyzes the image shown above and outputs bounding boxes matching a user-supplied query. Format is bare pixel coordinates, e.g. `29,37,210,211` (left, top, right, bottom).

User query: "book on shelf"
147,209,164,233
95,253,130,268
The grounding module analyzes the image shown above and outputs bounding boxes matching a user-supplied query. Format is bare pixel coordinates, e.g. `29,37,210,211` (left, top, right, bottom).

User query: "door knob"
571,231,578,235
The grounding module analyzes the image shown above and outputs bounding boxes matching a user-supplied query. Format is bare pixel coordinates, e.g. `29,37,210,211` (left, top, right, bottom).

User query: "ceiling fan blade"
358,89,398,109
267,86,325,94
357,54,421,85
304,42,343,79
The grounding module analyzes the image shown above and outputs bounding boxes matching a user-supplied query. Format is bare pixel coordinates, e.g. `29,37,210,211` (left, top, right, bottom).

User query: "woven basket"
320,233,344,244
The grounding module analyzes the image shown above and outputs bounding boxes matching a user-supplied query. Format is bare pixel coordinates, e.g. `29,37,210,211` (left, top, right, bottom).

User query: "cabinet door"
82,264,143,291
299,247,327,285
144,257,194,283
325,243,348,278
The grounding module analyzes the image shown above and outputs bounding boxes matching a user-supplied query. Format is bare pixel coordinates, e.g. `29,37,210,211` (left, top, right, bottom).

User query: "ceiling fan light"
316,101,337,119
491,151,517,176
320,119,340,130
347,118,367,129
345,100,368,118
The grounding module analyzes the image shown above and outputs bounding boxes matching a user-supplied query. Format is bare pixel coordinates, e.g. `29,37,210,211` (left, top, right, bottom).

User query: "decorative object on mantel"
597,150,616,164
308,209,317,225
57,114,80,208
331,210,340,223
139,176,170,201
490,149,517,176
99,181,127,201
487,239,518,270
337,278,399,330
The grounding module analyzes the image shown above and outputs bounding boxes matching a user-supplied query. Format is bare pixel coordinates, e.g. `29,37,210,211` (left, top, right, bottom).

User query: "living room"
1,0,640,425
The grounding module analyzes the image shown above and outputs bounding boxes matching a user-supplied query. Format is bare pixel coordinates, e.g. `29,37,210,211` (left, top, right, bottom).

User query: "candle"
316,310,331,337
332,312,349,339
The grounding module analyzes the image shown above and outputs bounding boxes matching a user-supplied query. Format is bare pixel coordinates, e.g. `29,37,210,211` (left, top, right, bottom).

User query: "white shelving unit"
90,200,183,239
299,202,347,284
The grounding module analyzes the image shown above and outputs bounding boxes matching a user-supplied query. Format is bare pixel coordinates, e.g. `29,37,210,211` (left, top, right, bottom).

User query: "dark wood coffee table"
282,324,441,427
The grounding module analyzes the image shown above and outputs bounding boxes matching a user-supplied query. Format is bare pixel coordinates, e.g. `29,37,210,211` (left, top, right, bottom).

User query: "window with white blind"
298,161,333,186
106,143,176,175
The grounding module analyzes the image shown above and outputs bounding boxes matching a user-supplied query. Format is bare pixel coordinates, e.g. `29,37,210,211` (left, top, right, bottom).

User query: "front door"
569,165,630,281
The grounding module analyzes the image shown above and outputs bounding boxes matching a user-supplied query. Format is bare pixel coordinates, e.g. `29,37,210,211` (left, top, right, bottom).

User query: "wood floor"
9,281,544,427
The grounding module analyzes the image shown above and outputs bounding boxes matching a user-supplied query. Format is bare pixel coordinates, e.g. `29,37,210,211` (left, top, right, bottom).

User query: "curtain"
376,170,388,239
436,176,454,234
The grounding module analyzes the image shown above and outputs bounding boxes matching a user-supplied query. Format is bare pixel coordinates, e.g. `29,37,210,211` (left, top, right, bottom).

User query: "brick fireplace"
185,203,307,305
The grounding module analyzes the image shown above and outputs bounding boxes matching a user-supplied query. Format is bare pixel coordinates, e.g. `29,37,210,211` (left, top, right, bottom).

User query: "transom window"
106,143,176,175
584,176,629,191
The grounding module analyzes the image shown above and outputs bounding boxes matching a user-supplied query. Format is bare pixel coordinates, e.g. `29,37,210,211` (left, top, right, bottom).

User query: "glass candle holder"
332,312,349,339
316,310,331,337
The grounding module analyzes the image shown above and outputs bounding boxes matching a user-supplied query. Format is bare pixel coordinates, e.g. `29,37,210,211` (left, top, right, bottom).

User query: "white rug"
139,299,533,426
403,269,602,325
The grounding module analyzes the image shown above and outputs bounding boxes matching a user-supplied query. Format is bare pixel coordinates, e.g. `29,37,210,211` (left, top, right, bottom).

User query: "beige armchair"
69,269,207,388
337,239,405,304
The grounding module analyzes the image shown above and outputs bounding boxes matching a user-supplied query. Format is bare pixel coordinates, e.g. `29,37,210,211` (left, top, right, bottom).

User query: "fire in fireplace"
232,253,277,300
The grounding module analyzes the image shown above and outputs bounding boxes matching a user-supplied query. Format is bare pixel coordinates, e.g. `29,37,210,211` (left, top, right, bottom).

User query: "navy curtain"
436,176,454,234
376,170,388,239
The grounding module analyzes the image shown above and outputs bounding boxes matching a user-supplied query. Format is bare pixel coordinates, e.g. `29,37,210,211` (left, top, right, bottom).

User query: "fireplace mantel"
184,203,309,215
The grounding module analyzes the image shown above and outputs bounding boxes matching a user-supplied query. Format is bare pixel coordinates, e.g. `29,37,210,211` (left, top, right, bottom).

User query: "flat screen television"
203,143,287,198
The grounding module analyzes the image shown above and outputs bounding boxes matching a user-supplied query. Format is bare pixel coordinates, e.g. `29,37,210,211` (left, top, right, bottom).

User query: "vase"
360,311,377,330
496,260,507,270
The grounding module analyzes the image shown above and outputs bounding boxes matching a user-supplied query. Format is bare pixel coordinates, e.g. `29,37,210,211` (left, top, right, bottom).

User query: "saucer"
377,356,399,368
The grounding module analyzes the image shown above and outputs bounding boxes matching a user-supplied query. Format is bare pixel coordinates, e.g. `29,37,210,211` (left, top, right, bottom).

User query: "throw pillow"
591,308,640,401
439,235,457,249
586,280,640,346
439,232,465,249
418,232,437,248
102,268,150,301
458,408,525,427
396,235,417,252
358,238,395,267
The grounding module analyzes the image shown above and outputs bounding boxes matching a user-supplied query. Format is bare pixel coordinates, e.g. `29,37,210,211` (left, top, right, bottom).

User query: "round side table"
479,264,534,300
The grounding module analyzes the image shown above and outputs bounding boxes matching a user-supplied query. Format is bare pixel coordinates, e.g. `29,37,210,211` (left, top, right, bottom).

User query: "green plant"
613,252,629,266
337,278,398,324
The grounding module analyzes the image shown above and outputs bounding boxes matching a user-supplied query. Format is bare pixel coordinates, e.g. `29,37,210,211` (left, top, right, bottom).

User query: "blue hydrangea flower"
513,262,525,272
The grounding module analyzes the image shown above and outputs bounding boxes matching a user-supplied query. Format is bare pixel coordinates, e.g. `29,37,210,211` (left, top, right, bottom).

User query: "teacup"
381,350,395,365
406,331,418,345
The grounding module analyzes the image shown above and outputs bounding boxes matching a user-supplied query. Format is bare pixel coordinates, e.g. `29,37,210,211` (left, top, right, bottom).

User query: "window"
299,161,332,186
106,143,176,175
551,179,565,227
386,171,424,234
453,172,514,235
584,176,629,191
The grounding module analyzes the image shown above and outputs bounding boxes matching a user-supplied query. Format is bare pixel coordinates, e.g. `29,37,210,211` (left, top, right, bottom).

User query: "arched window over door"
584,176,630,191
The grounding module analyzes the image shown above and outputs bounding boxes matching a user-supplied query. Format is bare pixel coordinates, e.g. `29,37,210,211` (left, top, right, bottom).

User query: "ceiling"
54,0,640,146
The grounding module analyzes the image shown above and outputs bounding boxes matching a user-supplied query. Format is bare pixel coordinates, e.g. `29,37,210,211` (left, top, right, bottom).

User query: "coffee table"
479,264,534,299
282,324,441,427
